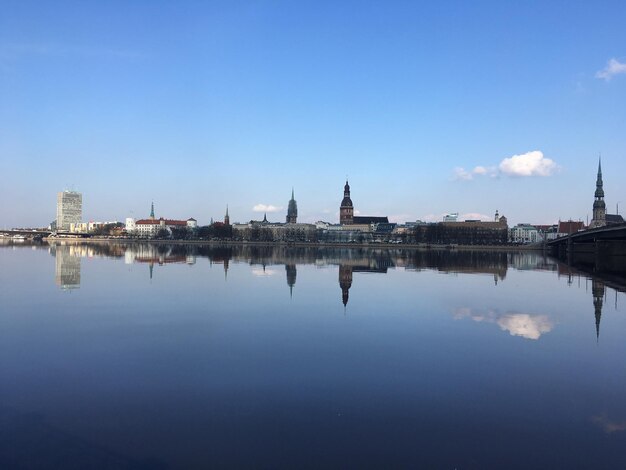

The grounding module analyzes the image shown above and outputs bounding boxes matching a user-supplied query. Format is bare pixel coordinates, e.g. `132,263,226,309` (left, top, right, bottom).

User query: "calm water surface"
1,242,626,469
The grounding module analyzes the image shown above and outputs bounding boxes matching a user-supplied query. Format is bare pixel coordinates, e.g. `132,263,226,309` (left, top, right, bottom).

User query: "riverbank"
44,237,545,251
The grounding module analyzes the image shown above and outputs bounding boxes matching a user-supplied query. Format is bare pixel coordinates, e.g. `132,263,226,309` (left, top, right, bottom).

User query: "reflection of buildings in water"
406,250,508,283
508,252,558,272
555,259,626,341
592,279,606,341
126,244,196,279
210,257,230,279
338,263,388,307
339,265,352,307
52,245,81,290
285,264,296,297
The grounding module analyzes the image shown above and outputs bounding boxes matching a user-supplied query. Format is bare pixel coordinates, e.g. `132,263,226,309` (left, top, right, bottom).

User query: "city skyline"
1,1,626,227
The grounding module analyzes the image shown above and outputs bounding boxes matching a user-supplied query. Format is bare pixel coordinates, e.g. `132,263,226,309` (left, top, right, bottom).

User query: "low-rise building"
509,224,543,244
126,217,197,238
557,220,585,237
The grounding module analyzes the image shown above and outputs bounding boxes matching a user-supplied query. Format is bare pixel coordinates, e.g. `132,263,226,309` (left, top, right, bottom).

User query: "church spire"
224,205,230,226
590,156,606,228
150,201,155,219
595,156,604,198
286,188,298,223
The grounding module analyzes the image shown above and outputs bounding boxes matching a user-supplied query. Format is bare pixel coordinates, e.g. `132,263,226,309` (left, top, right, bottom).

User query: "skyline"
2,1,626,227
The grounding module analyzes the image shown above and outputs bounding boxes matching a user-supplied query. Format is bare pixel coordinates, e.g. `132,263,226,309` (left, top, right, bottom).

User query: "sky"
1,0,625,227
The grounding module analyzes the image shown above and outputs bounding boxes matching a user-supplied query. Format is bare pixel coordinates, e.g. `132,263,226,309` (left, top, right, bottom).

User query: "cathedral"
339,180,389,225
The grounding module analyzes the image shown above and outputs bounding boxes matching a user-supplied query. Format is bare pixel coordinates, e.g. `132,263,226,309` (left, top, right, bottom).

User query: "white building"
70,221,121,233
509,224,543,244
57,191,82,231
125,217,197,238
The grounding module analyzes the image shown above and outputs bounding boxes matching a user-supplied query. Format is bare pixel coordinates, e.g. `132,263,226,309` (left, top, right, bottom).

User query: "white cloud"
596,58,626,81
421,213,491,223
453,308,555,340
388,213,414,223
460,212,492,221
498,150,559,177
453,167,474,181
453,165,497,181
252,204,282,213
453,150,559,180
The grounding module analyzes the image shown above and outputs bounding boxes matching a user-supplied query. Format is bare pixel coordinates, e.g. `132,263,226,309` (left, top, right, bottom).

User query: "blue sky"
1,1,625,227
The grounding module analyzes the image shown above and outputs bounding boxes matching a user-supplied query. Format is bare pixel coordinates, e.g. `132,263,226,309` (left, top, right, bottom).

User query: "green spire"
150,201,155,219
595,156,604,199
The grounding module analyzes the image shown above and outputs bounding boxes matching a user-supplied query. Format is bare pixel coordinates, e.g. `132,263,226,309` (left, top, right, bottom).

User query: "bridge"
547,223,626,274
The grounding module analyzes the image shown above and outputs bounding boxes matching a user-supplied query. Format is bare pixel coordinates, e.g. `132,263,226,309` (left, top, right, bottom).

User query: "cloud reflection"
251,267,277,277
591,414,626,434
454,308,555,340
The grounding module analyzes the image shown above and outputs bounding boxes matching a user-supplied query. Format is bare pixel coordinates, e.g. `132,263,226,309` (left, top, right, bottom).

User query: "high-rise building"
286,189,298,223
56,190,82,231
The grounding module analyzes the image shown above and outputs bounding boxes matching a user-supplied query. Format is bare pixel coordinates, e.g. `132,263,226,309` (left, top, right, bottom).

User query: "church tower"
590,158,606,228
286,189,298,224
340,180,354,225
224,205,230,226
339,264,353,307
150,201,155,220
592,279,605,342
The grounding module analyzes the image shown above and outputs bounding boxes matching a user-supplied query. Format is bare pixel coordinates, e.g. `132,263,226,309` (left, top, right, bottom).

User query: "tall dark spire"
286,188,298,223
595,157,604,198
286,264,296,298
224,205,230,226
592,279,605,343
590,156,606,228
150,201,155,219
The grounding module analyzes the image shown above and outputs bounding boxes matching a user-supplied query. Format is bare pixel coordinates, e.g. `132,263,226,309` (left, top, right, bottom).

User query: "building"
286,189,297,224
339,180,389,227
70,221,121,234
557,220,585,237
340,180,354,224
589,158,624,228
232,217,317,242
56,190,82,231
535,224,558,241
224,205,230,226
125,203,197,238
413,214,509,245
510,224,543,244
443,213,459,222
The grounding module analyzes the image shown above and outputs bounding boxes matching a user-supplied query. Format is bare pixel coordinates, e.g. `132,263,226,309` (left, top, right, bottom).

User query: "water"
1,242,626,469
